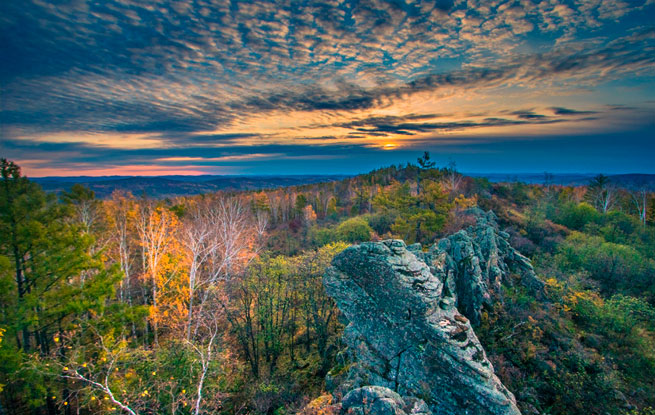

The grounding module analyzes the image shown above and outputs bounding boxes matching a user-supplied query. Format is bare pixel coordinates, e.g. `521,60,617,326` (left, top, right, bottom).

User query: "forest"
1,155,654,415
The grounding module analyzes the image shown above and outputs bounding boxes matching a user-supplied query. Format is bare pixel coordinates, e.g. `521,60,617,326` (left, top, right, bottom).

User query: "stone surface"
323,209,538,415
341,386,432,415
422,208,544,326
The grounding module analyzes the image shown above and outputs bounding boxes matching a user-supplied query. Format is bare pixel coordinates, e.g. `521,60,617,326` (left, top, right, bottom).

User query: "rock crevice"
324,209,540,415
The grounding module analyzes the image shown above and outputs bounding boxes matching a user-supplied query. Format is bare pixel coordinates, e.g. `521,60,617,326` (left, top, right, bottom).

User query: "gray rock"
426,208,544,325
341,386,432,415
324,210,532,415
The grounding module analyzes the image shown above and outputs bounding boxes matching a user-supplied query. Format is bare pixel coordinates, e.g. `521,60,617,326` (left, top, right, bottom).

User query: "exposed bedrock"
323,209,541,415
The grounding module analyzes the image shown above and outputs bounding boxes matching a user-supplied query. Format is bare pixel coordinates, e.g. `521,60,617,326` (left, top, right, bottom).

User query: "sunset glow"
1,0,654,175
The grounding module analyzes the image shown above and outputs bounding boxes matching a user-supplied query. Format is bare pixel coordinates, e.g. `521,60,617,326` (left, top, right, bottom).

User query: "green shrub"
335,217,373,243
555,202,601,230
556,232,655,299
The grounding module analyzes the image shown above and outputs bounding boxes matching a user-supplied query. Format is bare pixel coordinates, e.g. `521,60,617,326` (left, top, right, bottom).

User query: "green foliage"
0,159,124,412
335,217,373,243
372,180,451,243
471,176,655,414
295,194,309,213
226,243,347,383
555,202,601,230
366,213,394,235
570,293,655,370
308,217,373,245
556,232,655,299
309,226,337,246
477,283,650,415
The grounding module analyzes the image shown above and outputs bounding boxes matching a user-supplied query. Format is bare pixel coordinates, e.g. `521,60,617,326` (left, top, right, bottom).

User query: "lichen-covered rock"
322,209,542,414
423,208,544,326
341,386,432,415
323,208,538,415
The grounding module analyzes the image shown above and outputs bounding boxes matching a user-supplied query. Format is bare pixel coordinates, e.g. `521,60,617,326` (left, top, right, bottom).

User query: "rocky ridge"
322,209,544,415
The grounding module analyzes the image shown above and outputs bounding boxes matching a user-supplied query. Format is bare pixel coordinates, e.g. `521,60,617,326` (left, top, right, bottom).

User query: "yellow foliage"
306,394,332,409
545,278,559,287
302,394,338,415
453,194,477,210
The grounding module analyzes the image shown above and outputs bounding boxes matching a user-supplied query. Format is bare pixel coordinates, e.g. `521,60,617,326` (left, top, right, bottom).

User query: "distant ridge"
32,174,350,198
468,172,655,188
31,172,655,198
575,174,655,189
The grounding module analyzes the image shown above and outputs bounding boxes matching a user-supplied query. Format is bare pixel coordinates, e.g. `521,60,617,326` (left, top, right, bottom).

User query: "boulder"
342,386,431,415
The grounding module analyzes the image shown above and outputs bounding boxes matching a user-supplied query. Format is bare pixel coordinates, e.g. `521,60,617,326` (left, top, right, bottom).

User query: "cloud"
550,107,599,115
1,0,654,174
510,110,549,120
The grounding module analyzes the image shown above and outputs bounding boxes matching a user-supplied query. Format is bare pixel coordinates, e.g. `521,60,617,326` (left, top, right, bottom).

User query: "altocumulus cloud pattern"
1,0,654,175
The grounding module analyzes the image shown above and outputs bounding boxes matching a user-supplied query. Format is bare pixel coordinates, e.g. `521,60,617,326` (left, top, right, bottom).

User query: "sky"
1,0,654,177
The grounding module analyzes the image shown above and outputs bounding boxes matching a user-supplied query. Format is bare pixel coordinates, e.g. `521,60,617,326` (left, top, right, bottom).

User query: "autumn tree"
106,191,138,305
136,198,177,344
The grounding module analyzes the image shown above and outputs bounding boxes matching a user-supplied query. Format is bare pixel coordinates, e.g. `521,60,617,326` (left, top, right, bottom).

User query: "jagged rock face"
323,209,537,415
417,208,544,326
325,240,521,415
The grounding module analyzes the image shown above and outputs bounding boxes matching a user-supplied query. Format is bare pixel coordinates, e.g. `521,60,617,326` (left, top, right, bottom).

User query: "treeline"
2,155,655,415
0,159,347,415
0,155,463,415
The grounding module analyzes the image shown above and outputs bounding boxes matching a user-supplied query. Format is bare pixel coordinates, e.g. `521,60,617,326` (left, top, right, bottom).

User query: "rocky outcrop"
417,208,544,326
323,209,540,415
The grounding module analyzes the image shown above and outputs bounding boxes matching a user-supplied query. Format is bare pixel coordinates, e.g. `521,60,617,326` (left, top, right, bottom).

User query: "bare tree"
188,196,254,338
268,193,280,223
631,187,649,226
188,305,224,415
443,160,463,195
598,186,616,213
255,210,269,248
317,189,331,218
136,199,174,345
213,196,252,279
589,174,616,213
182,200,217,340
179,197,253,412
109,191,136,304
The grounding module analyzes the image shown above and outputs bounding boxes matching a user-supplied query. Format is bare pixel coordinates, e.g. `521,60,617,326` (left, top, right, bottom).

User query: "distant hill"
468,173,655,189
568,174,655,189
32,175,350,198
467,173,595,185
31,172,655,198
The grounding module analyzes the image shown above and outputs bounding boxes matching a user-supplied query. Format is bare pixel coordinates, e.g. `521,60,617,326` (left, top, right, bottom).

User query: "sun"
382,143,397,150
